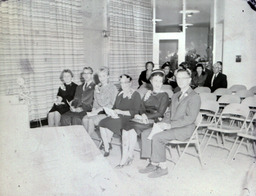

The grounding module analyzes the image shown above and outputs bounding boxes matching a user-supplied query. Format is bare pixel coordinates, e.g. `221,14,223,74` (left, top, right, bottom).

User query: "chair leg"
202,131,214,154
227,136,239,161
177,145,181,157
172,143,190,171
232,138,244,161
200,128,208,147
221,133,227,148
195,133,204,168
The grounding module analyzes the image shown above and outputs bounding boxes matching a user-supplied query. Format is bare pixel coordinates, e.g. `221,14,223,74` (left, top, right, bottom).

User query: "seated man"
139,68,201,178
204,62,227,92
61,67,95,126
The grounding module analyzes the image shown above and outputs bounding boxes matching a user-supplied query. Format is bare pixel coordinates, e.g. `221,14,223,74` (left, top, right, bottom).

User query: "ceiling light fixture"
153,19,163,22
179,10,200,14
178,23,193,26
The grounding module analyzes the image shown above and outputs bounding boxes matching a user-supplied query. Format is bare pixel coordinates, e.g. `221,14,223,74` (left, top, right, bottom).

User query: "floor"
91,131,256,196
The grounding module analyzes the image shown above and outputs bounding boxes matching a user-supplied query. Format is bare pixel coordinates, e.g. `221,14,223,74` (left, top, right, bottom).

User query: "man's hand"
157,122,171,130
70,107,83,113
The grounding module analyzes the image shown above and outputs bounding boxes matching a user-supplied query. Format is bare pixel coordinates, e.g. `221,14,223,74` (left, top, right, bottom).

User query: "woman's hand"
141,113,149,124
55,96,63,105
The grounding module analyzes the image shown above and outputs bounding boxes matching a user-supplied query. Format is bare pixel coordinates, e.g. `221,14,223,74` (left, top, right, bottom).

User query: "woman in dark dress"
99,74,141,157
116,70,169,168
191,63,207,89
138,61,154,88
48,69,77,126
161,62,174,85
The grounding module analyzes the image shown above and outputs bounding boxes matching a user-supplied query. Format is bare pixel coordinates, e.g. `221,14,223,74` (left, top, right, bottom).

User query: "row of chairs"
166,99,256,171
195,85,256,95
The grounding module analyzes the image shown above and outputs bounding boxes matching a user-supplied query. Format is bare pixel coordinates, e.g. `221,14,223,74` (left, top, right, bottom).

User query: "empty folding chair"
202,103,250,156
161,85,174,99
241,96,256,119
218,94,241,113
249,86,256,96
199,93,216,102
214,88,232,100
235,89,254,100
166,114,204,170
194,86,211,94
229,84,247,94
228,113,256,161
199,100,220,144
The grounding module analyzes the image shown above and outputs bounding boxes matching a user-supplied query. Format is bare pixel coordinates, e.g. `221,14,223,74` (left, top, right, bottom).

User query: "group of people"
48,60,226,178
139,61,228,93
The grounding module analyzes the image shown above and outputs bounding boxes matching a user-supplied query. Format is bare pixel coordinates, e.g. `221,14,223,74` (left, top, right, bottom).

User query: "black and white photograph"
0,0,255,195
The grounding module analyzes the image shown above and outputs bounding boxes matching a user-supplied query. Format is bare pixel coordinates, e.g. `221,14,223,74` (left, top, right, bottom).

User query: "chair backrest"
194,86,211,94
242,96,256,108
235,90,254,99
200,100,219,114
200,93,216,102
221,103,250,119
218,94,241,104
249,86,256,95
213,88,232,97
229,84,247,93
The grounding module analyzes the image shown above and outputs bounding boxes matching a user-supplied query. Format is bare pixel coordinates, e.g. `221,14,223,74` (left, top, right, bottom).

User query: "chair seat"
237,133,256,140
169,138,196,144
207,125,241,133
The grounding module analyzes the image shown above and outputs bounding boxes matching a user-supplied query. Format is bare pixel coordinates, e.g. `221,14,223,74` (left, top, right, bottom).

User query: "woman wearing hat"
116,69,169,168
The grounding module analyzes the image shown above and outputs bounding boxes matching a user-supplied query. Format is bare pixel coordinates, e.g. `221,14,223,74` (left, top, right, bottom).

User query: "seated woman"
48,69,77,126
191,63,207,89
98,74,141,157
117,70,169,167
161,62,174,85
138,61,154,89
82,67,118,136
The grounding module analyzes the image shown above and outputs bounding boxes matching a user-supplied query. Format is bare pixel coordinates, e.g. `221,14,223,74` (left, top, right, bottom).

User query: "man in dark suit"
139,68,201,178
61,67,95,126
204,62,227,92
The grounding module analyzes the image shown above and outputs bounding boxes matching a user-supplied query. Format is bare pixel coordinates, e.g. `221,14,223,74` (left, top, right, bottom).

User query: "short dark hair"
119,74,132,82
195,63,206,76
161,62,171,69
59,69,74,82
176,68,192,78
145,61,154,70
83,66,93,74
217,61,222,66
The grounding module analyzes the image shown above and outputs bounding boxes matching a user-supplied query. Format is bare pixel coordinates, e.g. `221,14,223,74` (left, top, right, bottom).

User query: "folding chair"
213,88,232,100
166,114,204,170
199,100,220,144
217,94,241,114
241,97,256,119
235,89,254,100
202,103,250,156
194,86,211,94
229,84,247,94
199,92,216,102
249,86,256,96
228,113,256,161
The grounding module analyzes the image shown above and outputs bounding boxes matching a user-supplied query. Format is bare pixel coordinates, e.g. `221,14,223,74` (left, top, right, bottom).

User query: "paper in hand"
147,123,164,140
103,107,119,119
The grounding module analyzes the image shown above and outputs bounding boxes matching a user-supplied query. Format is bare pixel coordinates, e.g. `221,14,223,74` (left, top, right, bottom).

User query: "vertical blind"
108,0,153,84
0,0,84,120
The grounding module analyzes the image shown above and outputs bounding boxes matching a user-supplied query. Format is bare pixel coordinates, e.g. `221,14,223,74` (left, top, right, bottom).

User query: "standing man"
61,67,95,126
139,68,201,178
204,62,227,92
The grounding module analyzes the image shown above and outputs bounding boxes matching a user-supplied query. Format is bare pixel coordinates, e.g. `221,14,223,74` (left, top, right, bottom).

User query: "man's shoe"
148,167,168,178
138,164,157,174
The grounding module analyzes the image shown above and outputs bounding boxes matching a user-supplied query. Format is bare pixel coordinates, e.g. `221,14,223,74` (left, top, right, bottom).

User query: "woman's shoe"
124,157,134,166
99,142,104,150
115,164,124,169
104,151,110,157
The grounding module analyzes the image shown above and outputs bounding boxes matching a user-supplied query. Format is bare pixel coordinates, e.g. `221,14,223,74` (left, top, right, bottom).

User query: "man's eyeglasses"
83,72,92,75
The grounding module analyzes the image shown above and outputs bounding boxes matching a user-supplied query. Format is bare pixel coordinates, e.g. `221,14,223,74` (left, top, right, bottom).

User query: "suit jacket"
204,72,227,92
162,87,201,141
72,82,95,112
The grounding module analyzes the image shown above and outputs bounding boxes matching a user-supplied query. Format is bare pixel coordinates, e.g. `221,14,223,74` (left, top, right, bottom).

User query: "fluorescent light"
179,10,200,14
178,23,193,26
153,19,163,22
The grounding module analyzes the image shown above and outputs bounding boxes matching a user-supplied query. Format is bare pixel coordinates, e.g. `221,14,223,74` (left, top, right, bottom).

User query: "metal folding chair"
166,114,204,170
202,103,250,156
229,84,247,94
199,92,216,102
228,113,256,161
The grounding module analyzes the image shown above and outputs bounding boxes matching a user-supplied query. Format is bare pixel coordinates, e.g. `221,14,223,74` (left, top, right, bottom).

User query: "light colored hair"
98,66,109,75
